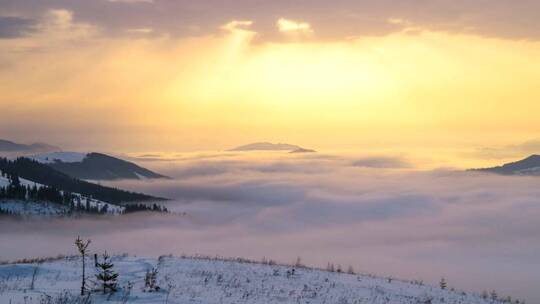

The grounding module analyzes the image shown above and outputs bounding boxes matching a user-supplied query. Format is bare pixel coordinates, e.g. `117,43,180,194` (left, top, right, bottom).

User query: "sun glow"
2,17,540,151
277,18,313,34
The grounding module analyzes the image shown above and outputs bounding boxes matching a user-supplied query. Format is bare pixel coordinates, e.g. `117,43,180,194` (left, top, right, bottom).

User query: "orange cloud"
221,20,254,33
277,18,312,34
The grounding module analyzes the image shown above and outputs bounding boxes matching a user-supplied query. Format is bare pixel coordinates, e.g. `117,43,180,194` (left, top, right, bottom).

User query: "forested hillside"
0,157,163,204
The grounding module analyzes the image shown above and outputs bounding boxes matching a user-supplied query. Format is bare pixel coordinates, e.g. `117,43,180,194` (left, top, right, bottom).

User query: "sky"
1,3,540,301
1,0,540,155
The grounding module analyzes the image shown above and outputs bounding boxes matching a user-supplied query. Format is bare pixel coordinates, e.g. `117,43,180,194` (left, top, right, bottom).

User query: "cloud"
2,154,540,301
221,20,253,33
290,194,437,227
0,16,36,38
473,139,540,159
126,27,153,34
44,9,73,29
351,156,410,168
0,9,97,54
3,0,540,41
387,18,407,25
277,18,312,34
36,9,98,42
108,0,153,3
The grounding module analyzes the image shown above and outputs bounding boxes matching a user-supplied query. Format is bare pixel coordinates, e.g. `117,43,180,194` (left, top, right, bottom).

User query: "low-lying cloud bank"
1,152,539,302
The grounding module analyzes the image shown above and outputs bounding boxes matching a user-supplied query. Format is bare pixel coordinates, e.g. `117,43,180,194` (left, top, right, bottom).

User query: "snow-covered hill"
0,170,124,216
27,152,87,164
0,255,495,304
27,152,168,180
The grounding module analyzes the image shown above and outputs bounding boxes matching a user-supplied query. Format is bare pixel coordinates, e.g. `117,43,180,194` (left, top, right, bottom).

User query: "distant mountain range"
229,142,316,153
0,139,60,153
29,152,168,181
471,155,540,176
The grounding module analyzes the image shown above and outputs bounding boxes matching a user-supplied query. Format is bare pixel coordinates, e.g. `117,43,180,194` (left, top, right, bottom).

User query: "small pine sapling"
144,267,160,292
439,277,447,290
96,252,119,294
74,236,91,296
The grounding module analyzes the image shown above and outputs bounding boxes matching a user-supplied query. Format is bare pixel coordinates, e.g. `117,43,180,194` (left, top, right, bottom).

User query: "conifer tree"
96,252,119,294
439,277,447,290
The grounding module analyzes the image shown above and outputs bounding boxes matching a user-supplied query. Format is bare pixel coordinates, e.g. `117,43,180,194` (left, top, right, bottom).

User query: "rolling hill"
0,139,60,153
0,157,163,204
29,152,168,180
471,155,540,175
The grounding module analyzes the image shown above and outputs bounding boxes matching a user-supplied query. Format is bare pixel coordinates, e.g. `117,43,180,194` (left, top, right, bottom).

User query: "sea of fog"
1,151,539,302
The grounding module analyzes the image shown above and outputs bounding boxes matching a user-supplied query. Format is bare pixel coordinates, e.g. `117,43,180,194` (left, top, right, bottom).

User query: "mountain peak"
229,142,314,152
0,139,61,153
523,154,540,161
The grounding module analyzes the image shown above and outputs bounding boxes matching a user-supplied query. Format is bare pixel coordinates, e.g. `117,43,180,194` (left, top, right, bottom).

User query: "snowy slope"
27,152,87,164
0,171,45,188
0,255,496,304
0,170,124,215
0,176,8,188
0,200,70,216
0,173,67,216
27,152,168,180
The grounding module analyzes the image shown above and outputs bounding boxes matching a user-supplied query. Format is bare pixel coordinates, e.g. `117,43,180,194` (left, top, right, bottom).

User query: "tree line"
0,171,168,215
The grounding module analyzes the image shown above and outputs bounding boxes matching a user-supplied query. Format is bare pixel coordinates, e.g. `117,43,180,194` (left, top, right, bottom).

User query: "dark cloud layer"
0,16,35,38
1,0,540,40
352,156,410,168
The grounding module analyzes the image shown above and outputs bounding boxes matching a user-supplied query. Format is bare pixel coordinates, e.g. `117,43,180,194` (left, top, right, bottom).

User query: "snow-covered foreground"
0,255,493,304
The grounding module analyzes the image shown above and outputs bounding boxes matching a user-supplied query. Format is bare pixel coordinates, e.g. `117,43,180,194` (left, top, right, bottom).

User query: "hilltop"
470,155,540,176
229,142,316,153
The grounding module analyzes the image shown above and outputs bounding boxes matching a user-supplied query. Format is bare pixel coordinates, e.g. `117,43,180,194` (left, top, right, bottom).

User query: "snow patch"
134,172,148,180
0,199,69,216
27,152,87,164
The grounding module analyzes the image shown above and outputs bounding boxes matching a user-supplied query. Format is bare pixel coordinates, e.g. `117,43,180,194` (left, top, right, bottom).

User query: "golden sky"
1,1,540,153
